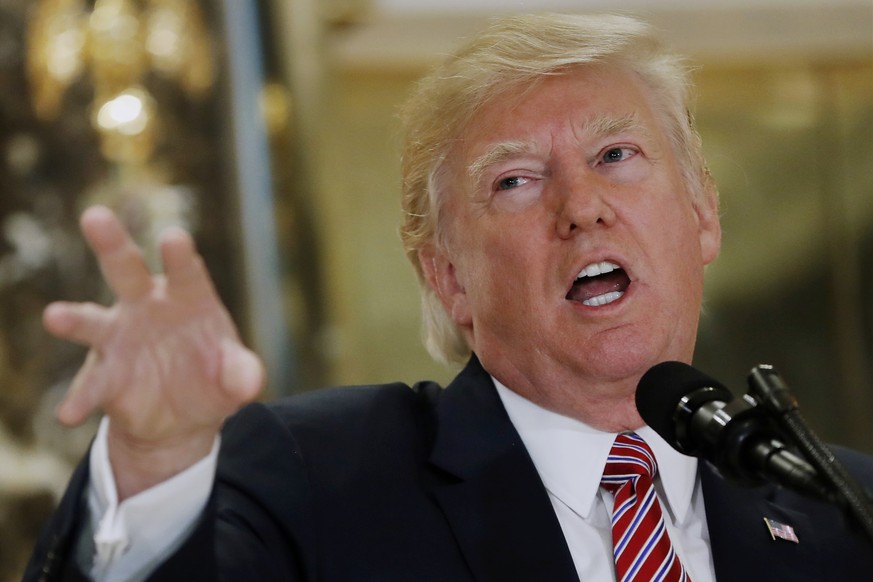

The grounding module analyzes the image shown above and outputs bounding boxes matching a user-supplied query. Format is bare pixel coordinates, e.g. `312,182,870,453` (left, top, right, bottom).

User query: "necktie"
600,432,691,582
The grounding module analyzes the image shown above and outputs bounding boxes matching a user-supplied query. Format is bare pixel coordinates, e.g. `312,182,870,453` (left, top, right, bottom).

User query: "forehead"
457,68,661,161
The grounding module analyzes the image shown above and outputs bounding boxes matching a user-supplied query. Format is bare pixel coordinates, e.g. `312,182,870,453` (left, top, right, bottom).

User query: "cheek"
631,194,706,290
647,185,704,252
459,233,541,311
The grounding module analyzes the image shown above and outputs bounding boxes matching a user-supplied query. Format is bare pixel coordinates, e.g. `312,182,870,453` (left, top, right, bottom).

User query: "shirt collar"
493,378,698,525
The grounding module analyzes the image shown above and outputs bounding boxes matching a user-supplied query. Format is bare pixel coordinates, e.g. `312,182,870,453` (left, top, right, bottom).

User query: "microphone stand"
747,365,873,546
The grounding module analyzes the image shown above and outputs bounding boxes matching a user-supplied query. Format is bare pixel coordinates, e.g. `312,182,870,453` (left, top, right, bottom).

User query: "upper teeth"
576,261,620,280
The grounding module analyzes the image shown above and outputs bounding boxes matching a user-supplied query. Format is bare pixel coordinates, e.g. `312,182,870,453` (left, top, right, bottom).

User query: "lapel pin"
764,517,799,543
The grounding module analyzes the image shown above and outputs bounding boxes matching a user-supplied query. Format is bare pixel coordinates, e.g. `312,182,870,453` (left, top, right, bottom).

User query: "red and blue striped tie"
601,433,691,582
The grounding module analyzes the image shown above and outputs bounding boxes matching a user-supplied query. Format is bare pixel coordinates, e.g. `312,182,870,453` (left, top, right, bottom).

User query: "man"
26,13,873,582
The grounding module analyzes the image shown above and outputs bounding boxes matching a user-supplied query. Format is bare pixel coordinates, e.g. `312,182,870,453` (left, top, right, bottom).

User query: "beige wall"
312,71,459,388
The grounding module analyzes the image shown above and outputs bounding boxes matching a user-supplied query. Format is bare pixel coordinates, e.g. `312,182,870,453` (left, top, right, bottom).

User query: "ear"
418,244,472,326
695,187,721,266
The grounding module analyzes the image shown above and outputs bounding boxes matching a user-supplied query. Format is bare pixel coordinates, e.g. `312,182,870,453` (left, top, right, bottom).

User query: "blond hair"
398,13,715,364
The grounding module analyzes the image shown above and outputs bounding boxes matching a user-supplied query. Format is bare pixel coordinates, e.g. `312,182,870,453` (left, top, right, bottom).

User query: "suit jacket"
26,356,873,581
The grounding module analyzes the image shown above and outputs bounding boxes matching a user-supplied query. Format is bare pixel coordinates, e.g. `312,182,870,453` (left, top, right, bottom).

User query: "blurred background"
0,0,871,577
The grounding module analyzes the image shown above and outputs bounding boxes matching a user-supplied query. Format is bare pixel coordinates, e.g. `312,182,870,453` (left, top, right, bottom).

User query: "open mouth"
566,260,631,307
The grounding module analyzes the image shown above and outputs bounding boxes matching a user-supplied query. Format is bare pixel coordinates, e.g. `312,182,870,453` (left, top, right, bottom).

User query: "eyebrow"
579,112,649,143
467,139,538,190
465,113,650,189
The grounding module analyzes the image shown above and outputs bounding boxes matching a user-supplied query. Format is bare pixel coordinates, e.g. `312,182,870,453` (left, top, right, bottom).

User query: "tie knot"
601,433,657,492
600,433,691,581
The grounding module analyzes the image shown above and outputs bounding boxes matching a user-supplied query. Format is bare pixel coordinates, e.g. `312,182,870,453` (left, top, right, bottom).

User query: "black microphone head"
636,361,733,449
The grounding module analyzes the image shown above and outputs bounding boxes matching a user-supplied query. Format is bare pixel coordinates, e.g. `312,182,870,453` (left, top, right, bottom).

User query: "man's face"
420,67,720,425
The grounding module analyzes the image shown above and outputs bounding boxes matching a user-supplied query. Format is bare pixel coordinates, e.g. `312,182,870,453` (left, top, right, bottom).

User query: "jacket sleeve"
24,402,315,582
23,455,92,582
147,402,316,581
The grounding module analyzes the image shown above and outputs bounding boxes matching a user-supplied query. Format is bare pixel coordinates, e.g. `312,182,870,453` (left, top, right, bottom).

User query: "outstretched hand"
43,206,264,499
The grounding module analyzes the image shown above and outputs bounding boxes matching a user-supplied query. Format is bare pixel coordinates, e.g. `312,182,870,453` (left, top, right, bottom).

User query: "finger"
219,340,265,404
80,206,153,301
56,349,107,426
43,301,112,346
160,227,217,300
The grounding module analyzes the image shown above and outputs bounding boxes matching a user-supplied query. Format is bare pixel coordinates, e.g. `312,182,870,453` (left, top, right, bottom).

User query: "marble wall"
0,1,256,577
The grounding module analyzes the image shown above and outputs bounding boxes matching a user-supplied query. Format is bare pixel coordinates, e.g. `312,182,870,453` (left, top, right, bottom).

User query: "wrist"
107,424,218,501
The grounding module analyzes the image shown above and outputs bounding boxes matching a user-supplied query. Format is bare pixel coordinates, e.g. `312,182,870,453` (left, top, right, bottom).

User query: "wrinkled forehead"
459,67,649,139
453,69,663,172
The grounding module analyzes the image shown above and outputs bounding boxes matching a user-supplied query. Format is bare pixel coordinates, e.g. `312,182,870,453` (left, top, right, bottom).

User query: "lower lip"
569,283,633,312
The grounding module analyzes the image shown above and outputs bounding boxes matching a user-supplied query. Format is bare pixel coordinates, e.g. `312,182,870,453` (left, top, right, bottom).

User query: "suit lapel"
428,356,578,582
700,461,823,582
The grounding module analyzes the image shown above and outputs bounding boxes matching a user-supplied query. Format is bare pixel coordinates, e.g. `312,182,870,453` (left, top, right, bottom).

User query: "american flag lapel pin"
763,517,800,543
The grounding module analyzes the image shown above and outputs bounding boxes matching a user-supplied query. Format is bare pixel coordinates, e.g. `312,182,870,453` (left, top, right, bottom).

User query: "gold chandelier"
27,0,215,166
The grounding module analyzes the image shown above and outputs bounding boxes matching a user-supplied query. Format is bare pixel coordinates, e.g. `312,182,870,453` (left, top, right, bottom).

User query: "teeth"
582,291,624,307
576,261,620,280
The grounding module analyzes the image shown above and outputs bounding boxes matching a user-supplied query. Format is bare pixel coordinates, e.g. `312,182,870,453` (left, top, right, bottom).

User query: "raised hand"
43,206,264,499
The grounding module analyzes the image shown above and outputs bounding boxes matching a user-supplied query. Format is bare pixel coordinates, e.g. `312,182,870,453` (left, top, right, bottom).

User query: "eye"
600,146,638,164
496,175,530,191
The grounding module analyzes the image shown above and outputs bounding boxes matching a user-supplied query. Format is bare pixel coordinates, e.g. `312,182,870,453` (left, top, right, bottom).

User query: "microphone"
636,361,833,501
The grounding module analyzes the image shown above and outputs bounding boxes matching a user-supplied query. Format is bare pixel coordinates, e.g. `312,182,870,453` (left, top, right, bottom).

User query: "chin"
576,335,683,384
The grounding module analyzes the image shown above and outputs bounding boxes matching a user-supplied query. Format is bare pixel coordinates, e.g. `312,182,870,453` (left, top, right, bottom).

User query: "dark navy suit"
26,356,873,581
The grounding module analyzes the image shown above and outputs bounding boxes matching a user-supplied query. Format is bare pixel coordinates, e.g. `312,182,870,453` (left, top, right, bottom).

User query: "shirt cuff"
86,416,220,582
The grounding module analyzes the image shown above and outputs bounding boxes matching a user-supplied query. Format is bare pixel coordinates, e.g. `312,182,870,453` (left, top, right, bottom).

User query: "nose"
554,171,617,239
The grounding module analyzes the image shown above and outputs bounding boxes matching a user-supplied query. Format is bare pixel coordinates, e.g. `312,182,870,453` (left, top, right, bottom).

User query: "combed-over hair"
398,13,715,365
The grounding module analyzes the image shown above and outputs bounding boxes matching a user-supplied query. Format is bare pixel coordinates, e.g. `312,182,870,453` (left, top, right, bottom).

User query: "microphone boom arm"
747,365,873,545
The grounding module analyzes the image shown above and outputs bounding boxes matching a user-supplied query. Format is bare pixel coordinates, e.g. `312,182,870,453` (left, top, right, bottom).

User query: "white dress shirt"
494,379,716,582
85,378,716,581
85,417,219,582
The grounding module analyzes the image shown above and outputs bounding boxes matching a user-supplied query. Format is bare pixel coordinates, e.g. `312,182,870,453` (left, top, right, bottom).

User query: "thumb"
219,340,265,404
